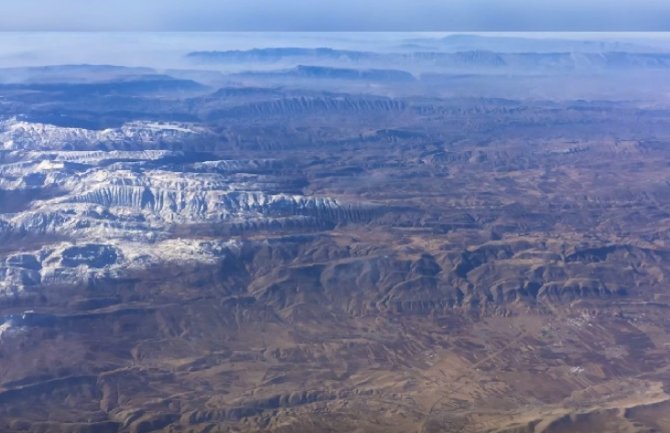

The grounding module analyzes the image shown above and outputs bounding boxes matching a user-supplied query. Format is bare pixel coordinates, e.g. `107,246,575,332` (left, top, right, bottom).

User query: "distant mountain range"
234,65,416,82
187,47,373,63
188,48,670,72
403,34,664,53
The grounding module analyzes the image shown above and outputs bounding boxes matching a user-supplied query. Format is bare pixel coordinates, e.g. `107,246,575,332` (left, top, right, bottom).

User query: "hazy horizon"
0,32,669,70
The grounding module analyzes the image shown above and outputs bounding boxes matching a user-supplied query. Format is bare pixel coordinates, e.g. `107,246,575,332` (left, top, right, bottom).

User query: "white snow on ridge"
0,119,357,297
0,118,207,151
0,321,14,339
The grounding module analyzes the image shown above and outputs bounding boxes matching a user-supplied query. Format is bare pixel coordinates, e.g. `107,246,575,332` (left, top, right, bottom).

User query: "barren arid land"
1,33,670,433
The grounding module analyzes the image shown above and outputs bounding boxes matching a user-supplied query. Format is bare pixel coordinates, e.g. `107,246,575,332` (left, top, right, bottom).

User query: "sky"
0,0,669,31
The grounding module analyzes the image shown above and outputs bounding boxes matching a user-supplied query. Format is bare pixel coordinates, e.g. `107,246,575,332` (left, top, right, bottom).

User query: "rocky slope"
0,119,372,298
2,52,670,433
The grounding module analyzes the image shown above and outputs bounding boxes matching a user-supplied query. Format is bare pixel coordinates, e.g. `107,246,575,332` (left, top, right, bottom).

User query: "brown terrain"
1,50,670,433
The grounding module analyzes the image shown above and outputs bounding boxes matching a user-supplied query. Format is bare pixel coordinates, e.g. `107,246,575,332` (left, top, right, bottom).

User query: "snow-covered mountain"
0,119,362,297
0,118,208,151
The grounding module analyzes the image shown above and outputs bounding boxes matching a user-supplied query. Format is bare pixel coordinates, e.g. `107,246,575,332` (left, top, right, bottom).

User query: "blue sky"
0,0,669,31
